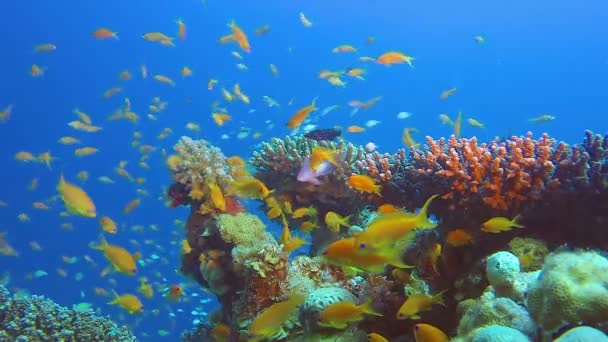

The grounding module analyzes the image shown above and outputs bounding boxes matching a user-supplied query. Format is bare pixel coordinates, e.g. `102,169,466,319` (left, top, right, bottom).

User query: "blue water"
1,0,607,339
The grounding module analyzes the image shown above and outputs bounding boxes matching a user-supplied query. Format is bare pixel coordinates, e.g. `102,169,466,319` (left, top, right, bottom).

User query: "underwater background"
1,0,607,341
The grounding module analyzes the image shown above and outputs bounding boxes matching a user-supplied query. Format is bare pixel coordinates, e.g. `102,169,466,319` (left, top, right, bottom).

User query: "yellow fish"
481,216,523,233
57,174,96,218
355,195,438,251
368,333,390,342
108,291,143,314
232,177,270,199
137,277,154,299
396,290,446,320
90,235,138,275
323,237,413,273
248,293,306,340
414,323,449,342
99,216,117,234
318,299,382,329
324,212,351,233
208,183,226,211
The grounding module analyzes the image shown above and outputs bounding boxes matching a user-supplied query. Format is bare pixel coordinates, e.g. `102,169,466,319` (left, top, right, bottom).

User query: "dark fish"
304,128,341,141
167,183,189,208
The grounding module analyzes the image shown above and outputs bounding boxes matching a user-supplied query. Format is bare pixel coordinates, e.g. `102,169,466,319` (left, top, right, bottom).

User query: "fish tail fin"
288,291,307,306
89,234,108,251
343,215,352,227
512,215,525,228
360,298,383,317
433,289,448,307
416,194,439,229
382,239,415,270
374,185,383,196
107,289,120,304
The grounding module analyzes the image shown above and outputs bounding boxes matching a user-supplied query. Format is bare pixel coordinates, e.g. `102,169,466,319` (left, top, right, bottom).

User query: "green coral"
216,212,266,247
508,237,549,272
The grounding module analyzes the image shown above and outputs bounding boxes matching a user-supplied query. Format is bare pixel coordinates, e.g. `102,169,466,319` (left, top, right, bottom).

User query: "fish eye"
414,325,419,330
360,243,366,249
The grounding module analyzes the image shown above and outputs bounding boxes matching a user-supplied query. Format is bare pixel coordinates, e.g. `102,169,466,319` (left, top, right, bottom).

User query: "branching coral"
395,131,608,214
250,136,368,209
0,285,136,341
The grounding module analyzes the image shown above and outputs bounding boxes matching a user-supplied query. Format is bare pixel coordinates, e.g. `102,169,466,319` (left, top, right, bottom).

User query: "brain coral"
525,249,608,333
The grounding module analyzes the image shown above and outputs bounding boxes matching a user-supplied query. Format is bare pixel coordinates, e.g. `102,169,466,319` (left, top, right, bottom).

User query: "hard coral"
170,136,233,187
508,237,549,272
526,249,608,335
250,136,367,209
457,291,537,340
0,285,136,342
384,131,608,216
214,212,266,247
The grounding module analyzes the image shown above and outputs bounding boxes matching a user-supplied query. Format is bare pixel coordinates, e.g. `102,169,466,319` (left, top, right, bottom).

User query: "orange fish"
347,125,365,133
376,51,414,67
176,18,186,40
439,88,457,100
167,284,183,301
30,64,45,77
347,174,381,195
287,98,317,128
445,229,474,247
378,204,399,213
220,21,250,53
93,28,118,40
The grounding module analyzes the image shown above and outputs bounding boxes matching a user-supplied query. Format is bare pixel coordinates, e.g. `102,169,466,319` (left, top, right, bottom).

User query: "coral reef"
457,291,537,339
166,132,608,342
0,285,136,342
250,136,368,210
508,237,549,272
526,250,608,336
460,324,532,342
393,131,608,211
298,287,357,332
554,326,608,341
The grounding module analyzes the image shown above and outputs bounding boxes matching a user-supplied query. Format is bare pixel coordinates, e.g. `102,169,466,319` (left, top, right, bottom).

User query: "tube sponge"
525,249,608,334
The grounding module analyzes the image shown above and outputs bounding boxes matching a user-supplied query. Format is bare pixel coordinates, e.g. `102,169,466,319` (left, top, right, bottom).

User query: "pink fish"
365,142,377,152
298,157,333,185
